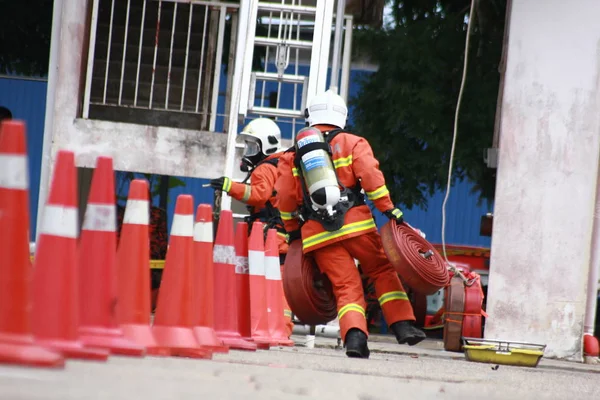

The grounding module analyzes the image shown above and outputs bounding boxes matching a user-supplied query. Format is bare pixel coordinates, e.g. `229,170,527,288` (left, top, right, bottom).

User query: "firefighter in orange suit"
275,90,425,358
209,118,294,337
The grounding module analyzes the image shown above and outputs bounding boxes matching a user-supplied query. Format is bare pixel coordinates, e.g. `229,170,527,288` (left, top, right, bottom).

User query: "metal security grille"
83,0,239,131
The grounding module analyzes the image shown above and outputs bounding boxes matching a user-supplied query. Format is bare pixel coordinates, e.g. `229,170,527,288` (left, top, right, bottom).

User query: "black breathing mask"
240,139,264,172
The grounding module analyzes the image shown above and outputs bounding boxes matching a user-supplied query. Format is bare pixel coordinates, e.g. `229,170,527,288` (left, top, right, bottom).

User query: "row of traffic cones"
0,120,292,369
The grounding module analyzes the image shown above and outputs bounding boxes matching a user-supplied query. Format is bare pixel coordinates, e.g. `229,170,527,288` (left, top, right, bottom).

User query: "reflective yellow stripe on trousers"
338,303,366,320
302,218,376,251
378,291,409,306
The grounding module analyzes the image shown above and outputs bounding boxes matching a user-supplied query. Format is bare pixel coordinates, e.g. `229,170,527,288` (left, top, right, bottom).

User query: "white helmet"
238,118,282,157
305,89,348,129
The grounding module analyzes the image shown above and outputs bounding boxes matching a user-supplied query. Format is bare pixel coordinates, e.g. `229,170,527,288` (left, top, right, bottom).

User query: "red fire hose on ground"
282,241,337,326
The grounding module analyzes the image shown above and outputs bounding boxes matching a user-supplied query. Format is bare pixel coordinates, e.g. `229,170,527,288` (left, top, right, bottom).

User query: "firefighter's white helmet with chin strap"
305,89,348,129
238,117,282,157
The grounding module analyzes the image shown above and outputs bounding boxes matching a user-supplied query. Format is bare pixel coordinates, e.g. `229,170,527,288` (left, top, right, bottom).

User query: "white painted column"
485,0,600,360
37,0,89,239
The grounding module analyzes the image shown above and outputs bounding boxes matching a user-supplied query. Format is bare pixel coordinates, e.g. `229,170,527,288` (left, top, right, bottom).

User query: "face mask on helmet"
243,140,260,157
240,140,263,172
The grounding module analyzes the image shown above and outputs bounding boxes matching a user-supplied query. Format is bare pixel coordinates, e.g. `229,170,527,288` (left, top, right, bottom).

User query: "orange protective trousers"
312,231,415,340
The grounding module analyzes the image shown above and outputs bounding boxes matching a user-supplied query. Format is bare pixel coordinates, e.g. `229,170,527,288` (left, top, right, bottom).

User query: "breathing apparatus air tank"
294,127,340,216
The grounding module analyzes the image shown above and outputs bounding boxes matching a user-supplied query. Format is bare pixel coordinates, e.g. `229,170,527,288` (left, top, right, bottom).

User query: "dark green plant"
0,0,53,76
351,0,505,210
116,172,186,208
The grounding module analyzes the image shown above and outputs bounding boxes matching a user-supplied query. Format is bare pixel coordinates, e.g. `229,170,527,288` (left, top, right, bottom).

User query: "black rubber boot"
344,328,370,359
390,321,426,346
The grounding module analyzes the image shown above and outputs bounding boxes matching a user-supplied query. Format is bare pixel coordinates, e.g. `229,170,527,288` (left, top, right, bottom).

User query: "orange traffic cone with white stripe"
0,120,65,368
235,222,268,349
192,204,228,353
117,179,168,356
32,150,109,360
248,221,274,347
78,157,145,356
153,195,211,358
213,210,256,351
265,229,294,346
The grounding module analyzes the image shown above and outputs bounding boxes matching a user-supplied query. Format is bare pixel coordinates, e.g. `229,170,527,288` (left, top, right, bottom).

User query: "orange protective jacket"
275,125,395,253
227,153,288,254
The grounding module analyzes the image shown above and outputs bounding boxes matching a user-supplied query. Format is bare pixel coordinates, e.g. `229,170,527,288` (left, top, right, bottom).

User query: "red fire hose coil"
381,221,450,295
282,241,337,326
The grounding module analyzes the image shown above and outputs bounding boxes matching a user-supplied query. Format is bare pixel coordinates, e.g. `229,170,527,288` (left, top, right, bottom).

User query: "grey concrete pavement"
0,337,598,400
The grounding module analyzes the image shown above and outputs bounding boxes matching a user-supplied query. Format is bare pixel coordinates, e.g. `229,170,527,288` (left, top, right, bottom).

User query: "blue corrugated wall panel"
2,66,493,247
0,77,47,240
113,172,213,220
370,179,494,248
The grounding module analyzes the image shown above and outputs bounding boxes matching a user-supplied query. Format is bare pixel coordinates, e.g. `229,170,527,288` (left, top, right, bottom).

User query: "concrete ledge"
54,118,229,179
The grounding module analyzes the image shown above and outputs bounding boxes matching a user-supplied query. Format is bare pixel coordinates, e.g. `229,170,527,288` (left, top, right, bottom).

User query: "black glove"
209,176,231,192
384,208,405,225
287,229,301,243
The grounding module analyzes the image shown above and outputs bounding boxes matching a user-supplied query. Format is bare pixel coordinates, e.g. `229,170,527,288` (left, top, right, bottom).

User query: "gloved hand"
287,230,301,243
209,176,231,192
384,208,405,225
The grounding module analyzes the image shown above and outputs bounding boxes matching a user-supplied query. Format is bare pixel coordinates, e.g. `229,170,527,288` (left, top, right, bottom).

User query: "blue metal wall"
0,76,47,240
1,67,493,248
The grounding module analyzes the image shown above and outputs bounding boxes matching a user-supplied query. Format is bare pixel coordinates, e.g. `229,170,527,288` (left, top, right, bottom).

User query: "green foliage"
0,0,53,76
351,0,505,210
116,173,186,205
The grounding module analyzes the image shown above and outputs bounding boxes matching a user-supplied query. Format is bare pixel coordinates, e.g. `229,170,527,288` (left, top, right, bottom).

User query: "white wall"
485,0,600,360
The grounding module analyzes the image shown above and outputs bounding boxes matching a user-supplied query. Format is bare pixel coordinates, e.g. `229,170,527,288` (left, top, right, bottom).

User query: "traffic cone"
153,195,211,359
235,222,268,349
248,221,274,347
0,120,65,368
32,150,108,361
265,229,294,346
213,210,256,351
78,157,145,357
192,204,228,353
117,179,168,356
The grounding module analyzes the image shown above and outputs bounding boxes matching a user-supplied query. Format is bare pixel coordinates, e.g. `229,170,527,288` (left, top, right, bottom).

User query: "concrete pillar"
485,0,600,360
37,0,89,238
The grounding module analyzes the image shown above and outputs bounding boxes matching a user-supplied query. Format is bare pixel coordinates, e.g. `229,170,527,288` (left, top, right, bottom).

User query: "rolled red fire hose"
444,268,485,352
380,221,450,295
282,241,337,325
443,275,465,352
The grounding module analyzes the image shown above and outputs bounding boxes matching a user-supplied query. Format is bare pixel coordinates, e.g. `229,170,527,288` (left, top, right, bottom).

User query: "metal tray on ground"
462,337,546,368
